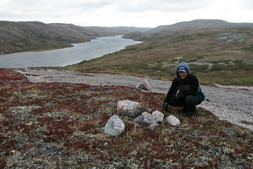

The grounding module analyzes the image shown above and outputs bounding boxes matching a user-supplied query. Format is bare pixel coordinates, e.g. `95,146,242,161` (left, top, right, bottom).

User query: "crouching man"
163,61,205,116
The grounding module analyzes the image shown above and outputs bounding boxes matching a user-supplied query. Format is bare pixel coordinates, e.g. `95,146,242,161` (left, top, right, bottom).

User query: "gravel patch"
15,68,253,131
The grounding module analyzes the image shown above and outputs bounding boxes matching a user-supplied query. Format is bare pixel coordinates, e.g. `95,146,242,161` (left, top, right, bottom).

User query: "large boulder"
104,115,125,137
117,100,142,117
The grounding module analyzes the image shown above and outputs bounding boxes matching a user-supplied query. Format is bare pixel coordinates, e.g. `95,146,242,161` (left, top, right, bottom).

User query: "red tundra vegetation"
0,68,252,168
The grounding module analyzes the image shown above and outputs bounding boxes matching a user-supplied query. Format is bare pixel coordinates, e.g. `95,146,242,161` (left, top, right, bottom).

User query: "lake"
0,35,142,68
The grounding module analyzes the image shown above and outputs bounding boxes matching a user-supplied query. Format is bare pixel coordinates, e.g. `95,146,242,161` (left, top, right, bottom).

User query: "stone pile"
104,100,181,136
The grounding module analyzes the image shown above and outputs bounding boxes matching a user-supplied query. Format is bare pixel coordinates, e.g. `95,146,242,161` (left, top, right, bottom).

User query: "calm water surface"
0,35,141,68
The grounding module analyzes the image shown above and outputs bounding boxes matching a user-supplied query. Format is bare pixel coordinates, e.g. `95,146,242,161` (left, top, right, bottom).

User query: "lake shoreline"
0,35,141,68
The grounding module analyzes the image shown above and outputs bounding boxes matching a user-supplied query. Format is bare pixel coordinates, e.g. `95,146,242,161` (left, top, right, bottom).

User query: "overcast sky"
1,0,253,28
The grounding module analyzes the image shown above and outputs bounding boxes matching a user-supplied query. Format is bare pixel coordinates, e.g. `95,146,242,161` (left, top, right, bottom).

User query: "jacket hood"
176,61,190,77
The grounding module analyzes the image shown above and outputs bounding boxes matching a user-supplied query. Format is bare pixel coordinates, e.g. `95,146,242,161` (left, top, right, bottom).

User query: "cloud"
113,0,208,12
1,0,253,27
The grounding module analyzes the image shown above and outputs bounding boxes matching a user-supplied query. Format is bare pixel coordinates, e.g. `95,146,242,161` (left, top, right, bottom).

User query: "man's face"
178,72,187,79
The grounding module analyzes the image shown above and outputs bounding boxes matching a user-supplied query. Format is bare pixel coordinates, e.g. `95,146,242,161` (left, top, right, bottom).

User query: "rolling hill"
0,21,150,54
66,19,253,86
1,19,253,85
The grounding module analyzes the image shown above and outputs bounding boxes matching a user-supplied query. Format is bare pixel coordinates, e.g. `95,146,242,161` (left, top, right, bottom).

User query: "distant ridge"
1,19,253,54
74,19,253,86
123,19,253,41
148,19,253,33
0,21,150,54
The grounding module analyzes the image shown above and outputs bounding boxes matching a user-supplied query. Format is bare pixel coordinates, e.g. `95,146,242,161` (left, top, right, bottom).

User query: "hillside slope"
124,19,253,41
67,20,253,86
0,68,252,168
0,21,150,54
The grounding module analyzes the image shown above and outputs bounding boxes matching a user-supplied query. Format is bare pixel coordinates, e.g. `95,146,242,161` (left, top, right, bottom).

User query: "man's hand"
163,102,169,112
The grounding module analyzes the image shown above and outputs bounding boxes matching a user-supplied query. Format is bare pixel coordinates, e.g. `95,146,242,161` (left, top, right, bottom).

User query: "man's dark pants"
169,95,200,114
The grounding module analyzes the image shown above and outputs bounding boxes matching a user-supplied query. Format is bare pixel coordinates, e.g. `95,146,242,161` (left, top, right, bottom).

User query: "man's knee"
185,95,199,105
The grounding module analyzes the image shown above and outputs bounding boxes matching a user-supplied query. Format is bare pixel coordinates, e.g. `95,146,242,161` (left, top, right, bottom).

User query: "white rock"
136,79,152,91
142,112,156,125
104,115,125,136
167,115,180,126
117,100,142,117
152,110,164,123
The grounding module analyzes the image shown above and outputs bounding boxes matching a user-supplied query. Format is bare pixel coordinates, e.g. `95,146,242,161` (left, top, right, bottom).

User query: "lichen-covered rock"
134,112,156,126
152,110,164,123
167,115,180,126
104,115,125,136
117,100,142,117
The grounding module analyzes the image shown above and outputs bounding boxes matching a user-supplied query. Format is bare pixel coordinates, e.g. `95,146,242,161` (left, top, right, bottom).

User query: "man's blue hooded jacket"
164,62,205,104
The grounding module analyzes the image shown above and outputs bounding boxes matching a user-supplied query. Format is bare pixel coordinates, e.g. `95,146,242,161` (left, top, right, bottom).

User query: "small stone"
104,142,108,147
114,161,126,168
148,123,160,131
152,110,164,123
136,79,152,91
167,115,180,126
0,114,4,120
146,108,153,113
134,112,156,126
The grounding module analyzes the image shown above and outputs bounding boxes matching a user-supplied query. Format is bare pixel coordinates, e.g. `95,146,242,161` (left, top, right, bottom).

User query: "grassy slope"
0,38,73,53
65,29,253,86
0,21,151,54
0,69,252,168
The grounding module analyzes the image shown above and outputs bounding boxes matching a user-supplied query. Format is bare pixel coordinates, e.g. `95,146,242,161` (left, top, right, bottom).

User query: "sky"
0,0,253,28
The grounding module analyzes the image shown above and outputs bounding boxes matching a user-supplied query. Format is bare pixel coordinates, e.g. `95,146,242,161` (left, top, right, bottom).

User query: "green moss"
211,63,253,72
180,54,204,63
241,121,253,126
242,45,253,52
188,64,209,73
